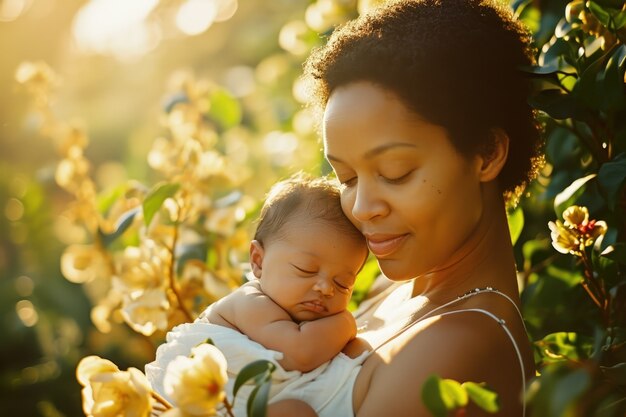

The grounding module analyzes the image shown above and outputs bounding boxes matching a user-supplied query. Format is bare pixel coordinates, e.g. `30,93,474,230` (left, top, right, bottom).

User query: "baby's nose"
314,279,334,297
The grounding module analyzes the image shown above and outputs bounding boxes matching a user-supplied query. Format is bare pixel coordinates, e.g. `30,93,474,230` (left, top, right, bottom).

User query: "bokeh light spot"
16,299,39,327
176,0,218,36
5,198,25,221
15,275,35,297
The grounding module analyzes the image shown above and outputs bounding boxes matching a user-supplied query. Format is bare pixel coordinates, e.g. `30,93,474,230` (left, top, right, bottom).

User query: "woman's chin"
377,260,417,282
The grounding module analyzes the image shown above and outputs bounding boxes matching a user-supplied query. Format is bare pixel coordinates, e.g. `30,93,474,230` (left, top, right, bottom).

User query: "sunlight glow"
0,0,30,22
72,0,160,59
214,0,238,22
176,0,218,36
263,131,299,167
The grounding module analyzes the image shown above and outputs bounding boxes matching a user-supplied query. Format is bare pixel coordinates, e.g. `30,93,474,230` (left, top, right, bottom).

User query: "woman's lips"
366,234,408,258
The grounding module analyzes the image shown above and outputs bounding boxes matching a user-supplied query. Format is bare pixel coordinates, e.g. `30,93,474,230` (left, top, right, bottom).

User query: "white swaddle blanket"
145,322,367,417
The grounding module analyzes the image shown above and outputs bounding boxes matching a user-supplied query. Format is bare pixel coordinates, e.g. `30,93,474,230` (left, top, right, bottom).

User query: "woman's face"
323,82,485,281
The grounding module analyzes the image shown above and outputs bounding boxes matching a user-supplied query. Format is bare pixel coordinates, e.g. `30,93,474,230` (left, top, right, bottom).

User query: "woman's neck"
411,184,518,302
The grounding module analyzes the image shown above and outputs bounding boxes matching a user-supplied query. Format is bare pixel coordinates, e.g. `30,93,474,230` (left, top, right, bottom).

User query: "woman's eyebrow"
326,142,417,162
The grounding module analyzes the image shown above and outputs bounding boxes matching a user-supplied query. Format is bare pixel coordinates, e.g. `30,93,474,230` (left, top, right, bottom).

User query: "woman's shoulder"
354,305,528,416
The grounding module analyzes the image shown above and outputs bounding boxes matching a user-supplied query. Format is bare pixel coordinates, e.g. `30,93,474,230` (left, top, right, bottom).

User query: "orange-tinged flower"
549,205,607,256
163,344,228,416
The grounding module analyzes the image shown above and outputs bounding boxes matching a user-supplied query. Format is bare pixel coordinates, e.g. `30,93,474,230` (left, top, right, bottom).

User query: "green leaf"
589,0,626,30
535,332,592,363
588,1,612,27
142,182,180,227
522,239,550,264
554,173,597,216
601,242,626,264
551,368,591,414
233,360,276,400
96,183,128,214
208,89,242,131
593,0,625,8
600,362,626,384
421,375,468,417
463,382,500,413
573,49,608,109
99,206,140,247
248,380,272,417
507,206,524,246
614,10,626,29
602,45,626,111
528,89,582,120
598,154,626,210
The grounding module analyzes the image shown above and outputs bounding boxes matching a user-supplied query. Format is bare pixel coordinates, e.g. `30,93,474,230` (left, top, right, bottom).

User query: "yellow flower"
77,356,152,417
77,356,120,386
15,61,57,89
163,344,228,416
121,289,170,336
55,152,91,193
60,244,108,283
549,205,607,256
114,240,169,292
562,205,589,228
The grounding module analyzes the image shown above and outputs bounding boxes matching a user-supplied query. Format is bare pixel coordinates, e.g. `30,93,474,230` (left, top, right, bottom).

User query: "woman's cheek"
340,191,359,227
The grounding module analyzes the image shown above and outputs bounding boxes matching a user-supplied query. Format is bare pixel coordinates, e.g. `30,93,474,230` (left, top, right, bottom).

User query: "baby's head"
250,173,368,322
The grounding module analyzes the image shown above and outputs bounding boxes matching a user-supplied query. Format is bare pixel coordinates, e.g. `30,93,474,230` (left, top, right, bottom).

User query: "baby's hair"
254,173,366,250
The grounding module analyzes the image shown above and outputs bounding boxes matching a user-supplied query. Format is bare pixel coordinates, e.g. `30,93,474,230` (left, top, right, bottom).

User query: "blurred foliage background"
1,0,626,416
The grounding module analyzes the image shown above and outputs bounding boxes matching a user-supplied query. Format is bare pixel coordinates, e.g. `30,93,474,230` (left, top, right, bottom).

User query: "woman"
300,0,541,415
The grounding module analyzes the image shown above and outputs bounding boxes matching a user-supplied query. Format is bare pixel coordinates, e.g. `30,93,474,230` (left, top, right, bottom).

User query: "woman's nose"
313,278,334,297
350,181,388,222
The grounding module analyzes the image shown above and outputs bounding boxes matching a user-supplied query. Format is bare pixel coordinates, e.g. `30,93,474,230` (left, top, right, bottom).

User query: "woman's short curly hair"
304,0,544,203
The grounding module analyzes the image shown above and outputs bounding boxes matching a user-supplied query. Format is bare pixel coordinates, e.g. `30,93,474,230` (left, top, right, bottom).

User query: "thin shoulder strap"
367,288,528,416
437,308,526,417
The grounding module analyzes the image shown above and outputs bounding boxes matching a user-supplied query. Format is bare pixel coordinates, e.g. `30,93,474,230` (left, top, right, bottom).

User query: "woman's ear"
477,128,509,183
250,240,264,278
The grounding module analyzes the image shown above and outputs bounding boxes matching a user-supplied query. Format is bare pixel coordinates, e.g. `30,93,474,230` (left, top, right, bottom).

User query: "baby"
201,173,369,372
147,173,369,416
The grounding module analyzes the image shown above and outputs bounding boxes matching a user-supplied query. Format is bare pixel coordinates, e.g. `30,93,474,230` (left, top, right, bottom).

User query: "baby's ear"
477,128,509,183
249,240,264,278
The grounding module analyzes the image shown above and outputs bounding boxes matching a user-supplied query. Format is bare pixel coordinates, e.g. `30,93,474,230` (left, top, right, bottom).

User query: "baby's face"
257,220,367,322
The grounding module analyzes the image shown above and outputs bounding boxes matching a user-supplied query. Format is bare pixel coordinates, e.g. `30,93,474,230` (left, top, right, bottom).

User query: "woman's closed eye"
381,170,413,184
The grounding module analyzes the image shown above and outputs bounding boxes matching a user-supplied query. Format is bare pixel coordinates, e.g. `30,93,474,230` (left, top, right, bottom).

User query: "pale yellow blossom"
61,244,108,284
114,240,169,292
121,289,170,336
55,152,91,193
163,343,228,416
77,356,152,417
